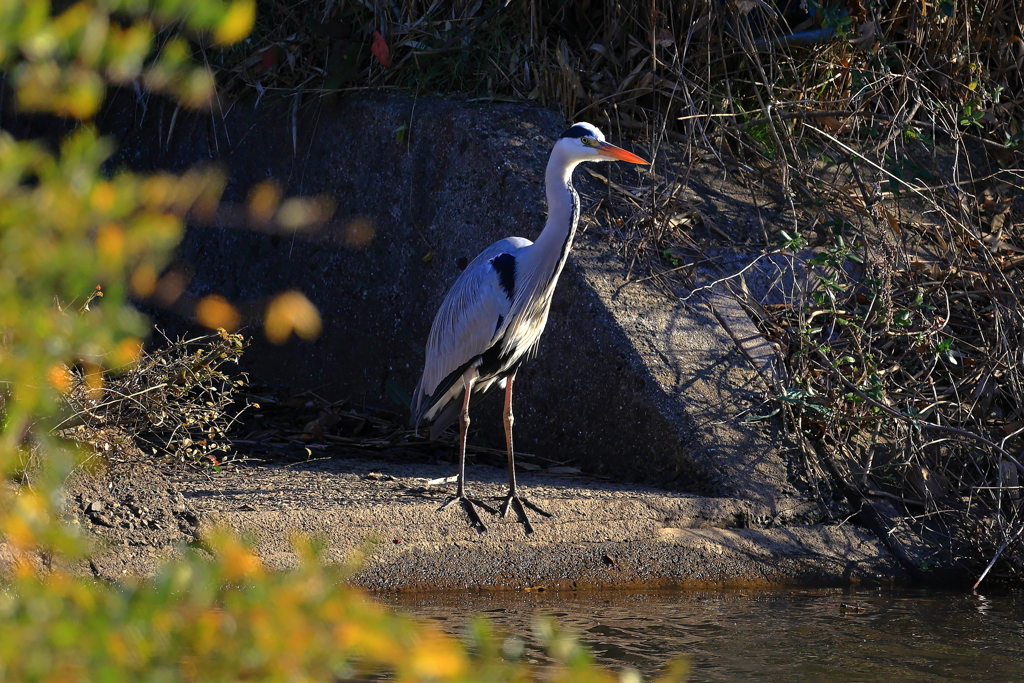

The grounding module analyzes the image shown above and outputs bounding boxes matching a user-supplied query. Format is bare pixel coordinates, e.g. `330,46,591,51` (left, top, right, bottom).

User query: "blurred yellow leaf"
111,336,142,367
4,507,39,551
409,634,467,678
130,263,158,297
343,216,376,249
133,213,181,244
67,70,105,119
96,222,124,260
83,361,104,400
154,270,188,306
90,181,116,213
105,22,154,82
196,294,241,331
215,531,265,581
190,167,227,222
247,179,282,226
138,173,174,210
276,196,335,230
143,37,191,92
264,290,322,344
46,363,72,394
214,0,256,46
22,25,59,61
175,67,215,109
76,9,110,68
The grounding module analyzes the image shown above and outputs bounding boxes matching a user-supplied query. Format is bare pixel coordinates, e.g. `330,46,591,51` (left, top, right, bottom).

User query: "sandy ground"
58,452,907,589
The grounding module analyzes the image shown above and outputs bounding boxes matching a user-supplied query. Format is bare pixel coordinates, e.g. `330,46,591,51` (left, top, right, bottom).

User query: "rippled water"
382,588,1024,682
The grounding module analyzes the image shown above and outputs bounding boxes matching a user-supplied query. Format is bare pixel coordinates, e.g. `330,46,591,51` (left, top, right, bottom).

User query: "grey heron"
411,122,648,533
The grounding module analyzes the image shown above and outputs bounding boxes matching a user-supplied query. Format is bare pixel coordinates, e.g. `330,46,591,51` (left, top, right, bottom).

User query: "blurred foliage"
0,126,225,435
2,532,686,682
0,0,253,443
0,2,683,681
0,0,255,117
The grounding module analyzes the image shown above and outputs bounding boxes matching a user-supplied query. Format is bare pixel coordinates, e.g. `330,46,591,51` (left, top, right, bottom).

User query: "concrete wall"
93,93,794,506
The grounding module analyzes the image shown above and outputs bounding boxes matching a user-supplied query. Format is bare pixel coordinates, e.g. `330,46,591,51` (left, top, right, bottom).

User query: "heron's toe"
498,493,552,534
439,495,496,532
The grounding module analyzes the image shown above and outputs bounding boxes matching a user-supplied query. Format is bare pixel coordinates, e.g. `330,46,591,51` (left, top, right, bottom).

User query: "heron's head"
555,122,648,166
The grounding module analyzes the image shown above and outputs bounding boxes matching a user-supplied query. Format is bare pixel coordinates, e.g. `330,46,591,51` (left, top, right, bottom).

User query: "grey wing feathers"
411,238,531,427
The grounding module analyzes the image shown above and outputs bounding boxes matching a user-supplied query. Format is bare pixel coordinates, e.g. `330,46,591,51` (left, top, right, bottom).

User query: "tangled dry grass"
58,330,248,468
752,178,1024,583
213,1,1022,172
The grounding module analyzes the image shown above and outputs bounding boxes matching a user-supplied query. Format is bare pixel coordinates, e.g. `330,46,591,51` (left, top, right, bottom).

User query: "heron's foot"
439,495,497,532
498,493,552,535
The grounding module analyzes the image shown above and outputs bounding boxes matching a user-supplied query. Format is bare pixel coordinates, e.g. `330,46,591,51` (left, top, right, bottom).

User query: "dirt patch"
64,462,201,580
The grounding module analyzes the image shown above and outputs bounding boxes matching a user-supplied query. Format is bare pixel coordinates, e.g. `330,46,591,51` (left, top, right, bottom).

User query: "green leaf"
743,406,781,422
385,378,411,409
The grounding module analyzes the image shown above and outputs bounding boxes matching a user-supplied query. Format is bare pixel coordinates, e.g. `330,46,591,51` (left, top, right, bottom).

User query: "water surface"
382,588,1024,682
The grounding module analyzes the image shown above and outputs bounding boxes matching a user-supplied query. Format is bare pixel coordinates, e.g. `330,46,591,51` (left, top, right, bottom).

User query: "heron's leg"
503,371,518,496
497,372,551,534
438,367,496,530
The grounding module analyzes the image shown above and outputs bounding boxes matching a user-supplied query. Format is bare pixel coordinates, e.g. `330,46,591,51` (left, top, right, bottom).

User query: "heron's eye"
580,136,595,147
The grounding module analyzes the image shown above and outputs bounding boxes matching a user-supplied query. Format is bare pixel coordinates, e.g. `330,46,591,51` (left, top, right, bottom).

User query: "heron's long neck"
527,155,580,290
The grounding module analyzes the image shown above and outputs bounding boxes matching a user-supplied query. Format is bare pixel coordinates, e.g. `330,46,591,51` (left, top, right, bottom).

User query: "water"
382,588,1024,682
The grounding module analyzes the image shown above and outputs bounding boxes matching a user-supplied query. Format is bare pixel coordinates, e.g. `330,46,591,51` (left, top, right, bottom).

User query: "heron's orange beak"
597,141,648,164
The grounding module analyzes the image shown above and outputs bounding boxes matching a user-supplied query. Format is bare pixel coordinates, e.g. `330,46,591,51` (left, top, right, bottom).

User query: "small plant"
959,100,985,128
810,0,857,39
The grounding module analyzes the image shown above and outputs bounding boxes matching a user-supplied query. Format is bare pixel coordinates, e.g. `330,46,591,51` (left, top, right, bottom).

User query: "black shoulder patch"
490,253,516,301
495,314,505,335
560,124,592,139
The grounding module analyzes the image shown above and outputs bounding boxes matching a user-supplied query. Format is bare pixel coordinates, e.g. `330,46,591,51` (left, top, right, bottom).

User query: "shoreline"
58,453,909,590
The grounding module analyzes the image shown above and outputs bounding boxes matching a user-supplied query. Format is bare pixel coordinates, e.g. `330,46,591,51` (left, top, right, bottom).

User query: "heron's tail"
427,402,461,440
422,377,500,440
409,376,425,428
